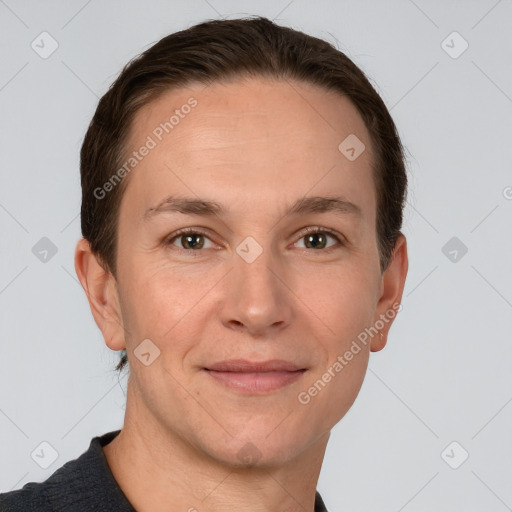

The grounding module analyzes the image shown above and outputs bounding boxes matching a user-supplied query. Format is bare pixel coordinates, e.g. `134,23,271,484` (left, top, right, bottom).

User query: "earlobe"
370,234,408,352
371,331,386,352
74,238,126,351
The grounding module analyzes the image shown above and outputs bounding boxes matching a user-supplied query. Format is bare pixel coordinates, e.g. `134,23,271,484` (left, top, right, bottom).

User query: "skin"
75,76,408,512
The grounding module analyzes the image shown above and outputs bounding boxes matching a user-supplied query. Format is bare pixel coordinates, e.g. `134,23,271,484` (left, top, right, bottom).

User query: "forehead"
120,76,376,223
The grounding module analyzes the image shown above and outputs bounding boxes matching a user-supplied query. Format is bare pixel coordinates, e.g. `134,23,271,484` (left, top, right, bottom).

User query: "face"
95,76,406,466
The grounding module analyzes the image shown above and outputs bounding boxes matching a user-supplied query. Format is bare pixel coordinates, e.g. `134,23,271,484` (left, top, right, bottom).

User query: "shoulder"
0,450,91,512
0,481,52,511
0,430,123,512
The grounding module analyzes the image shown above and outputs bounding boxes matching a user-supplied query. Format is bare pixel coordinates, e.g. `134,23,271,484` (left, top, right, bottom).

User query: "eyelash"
163,226,345,254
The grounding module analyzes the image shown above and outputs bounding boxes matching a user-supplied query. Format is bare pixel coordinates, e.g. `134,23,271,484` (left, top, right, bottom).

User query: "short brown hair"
79,16,408,373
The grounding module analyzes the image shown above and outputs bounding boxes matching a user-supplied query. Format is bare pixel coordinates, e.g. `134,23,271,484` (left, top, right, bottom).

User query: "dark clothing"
1,430,328,511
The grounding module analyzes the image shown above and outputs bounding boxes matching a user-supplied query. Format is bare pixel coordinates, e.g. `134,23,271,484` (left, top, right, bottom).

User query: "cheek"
120,256,186,319
299,265,376,399
294,345,370,439
305,264,378,339
120,265,209,369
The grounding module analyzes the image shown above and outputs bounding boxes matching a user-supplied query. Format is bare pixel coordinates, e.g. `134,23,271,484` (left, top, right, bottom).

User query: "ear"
370,233,408,352
74,238,126,351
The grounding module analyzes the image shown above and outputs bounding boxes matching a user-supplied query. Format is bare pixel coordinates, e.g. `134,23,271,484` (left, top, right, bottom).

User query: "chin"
197,427,314,470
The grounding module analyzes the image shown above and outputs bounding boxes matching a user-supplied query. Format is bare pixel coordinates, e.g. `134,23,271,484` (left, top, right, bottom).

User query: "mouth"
203,359,307,394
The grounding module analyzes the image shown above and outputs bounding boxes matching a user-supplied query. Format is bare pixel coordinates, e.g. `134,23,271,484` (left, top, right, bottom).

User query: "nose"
217,241,293,337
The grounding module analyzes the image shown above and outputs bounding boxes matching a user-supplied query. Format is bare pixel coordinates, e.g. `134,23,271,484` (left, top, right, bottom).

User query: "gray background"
1,0,511,510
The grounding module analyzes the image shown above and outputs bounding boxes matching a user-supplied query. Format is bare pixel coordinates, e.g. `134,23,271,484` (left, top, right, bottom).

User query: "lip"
205,359,304,372
203,359,307,394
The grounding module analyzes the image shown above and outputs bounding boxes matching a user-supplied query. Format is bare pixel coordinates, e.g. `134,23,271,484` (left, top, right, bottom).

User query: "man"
1,16,408,512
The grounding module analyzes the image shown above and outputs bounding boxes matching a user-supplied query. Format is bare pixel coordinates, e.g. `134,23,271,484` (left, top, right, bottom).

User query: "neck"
103,380,329,512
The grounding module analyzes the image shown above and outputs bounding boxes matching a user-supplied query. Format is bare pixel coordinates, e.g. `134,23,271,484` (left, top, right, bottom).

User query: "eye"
164,228,216,251
293,227,343,251
163,226,344,253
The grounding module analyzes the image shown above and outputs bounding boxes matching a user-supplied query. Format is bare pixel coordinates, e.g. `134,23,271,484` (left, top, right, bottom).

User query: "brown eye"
294,228,342,250
304,232,328,249
165,229,215,251
178,233,205,250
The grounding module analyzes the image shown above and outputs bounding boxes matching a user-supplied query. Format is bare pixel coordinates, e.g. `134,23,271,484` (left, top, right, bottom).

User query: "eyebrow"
142,194,362,222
